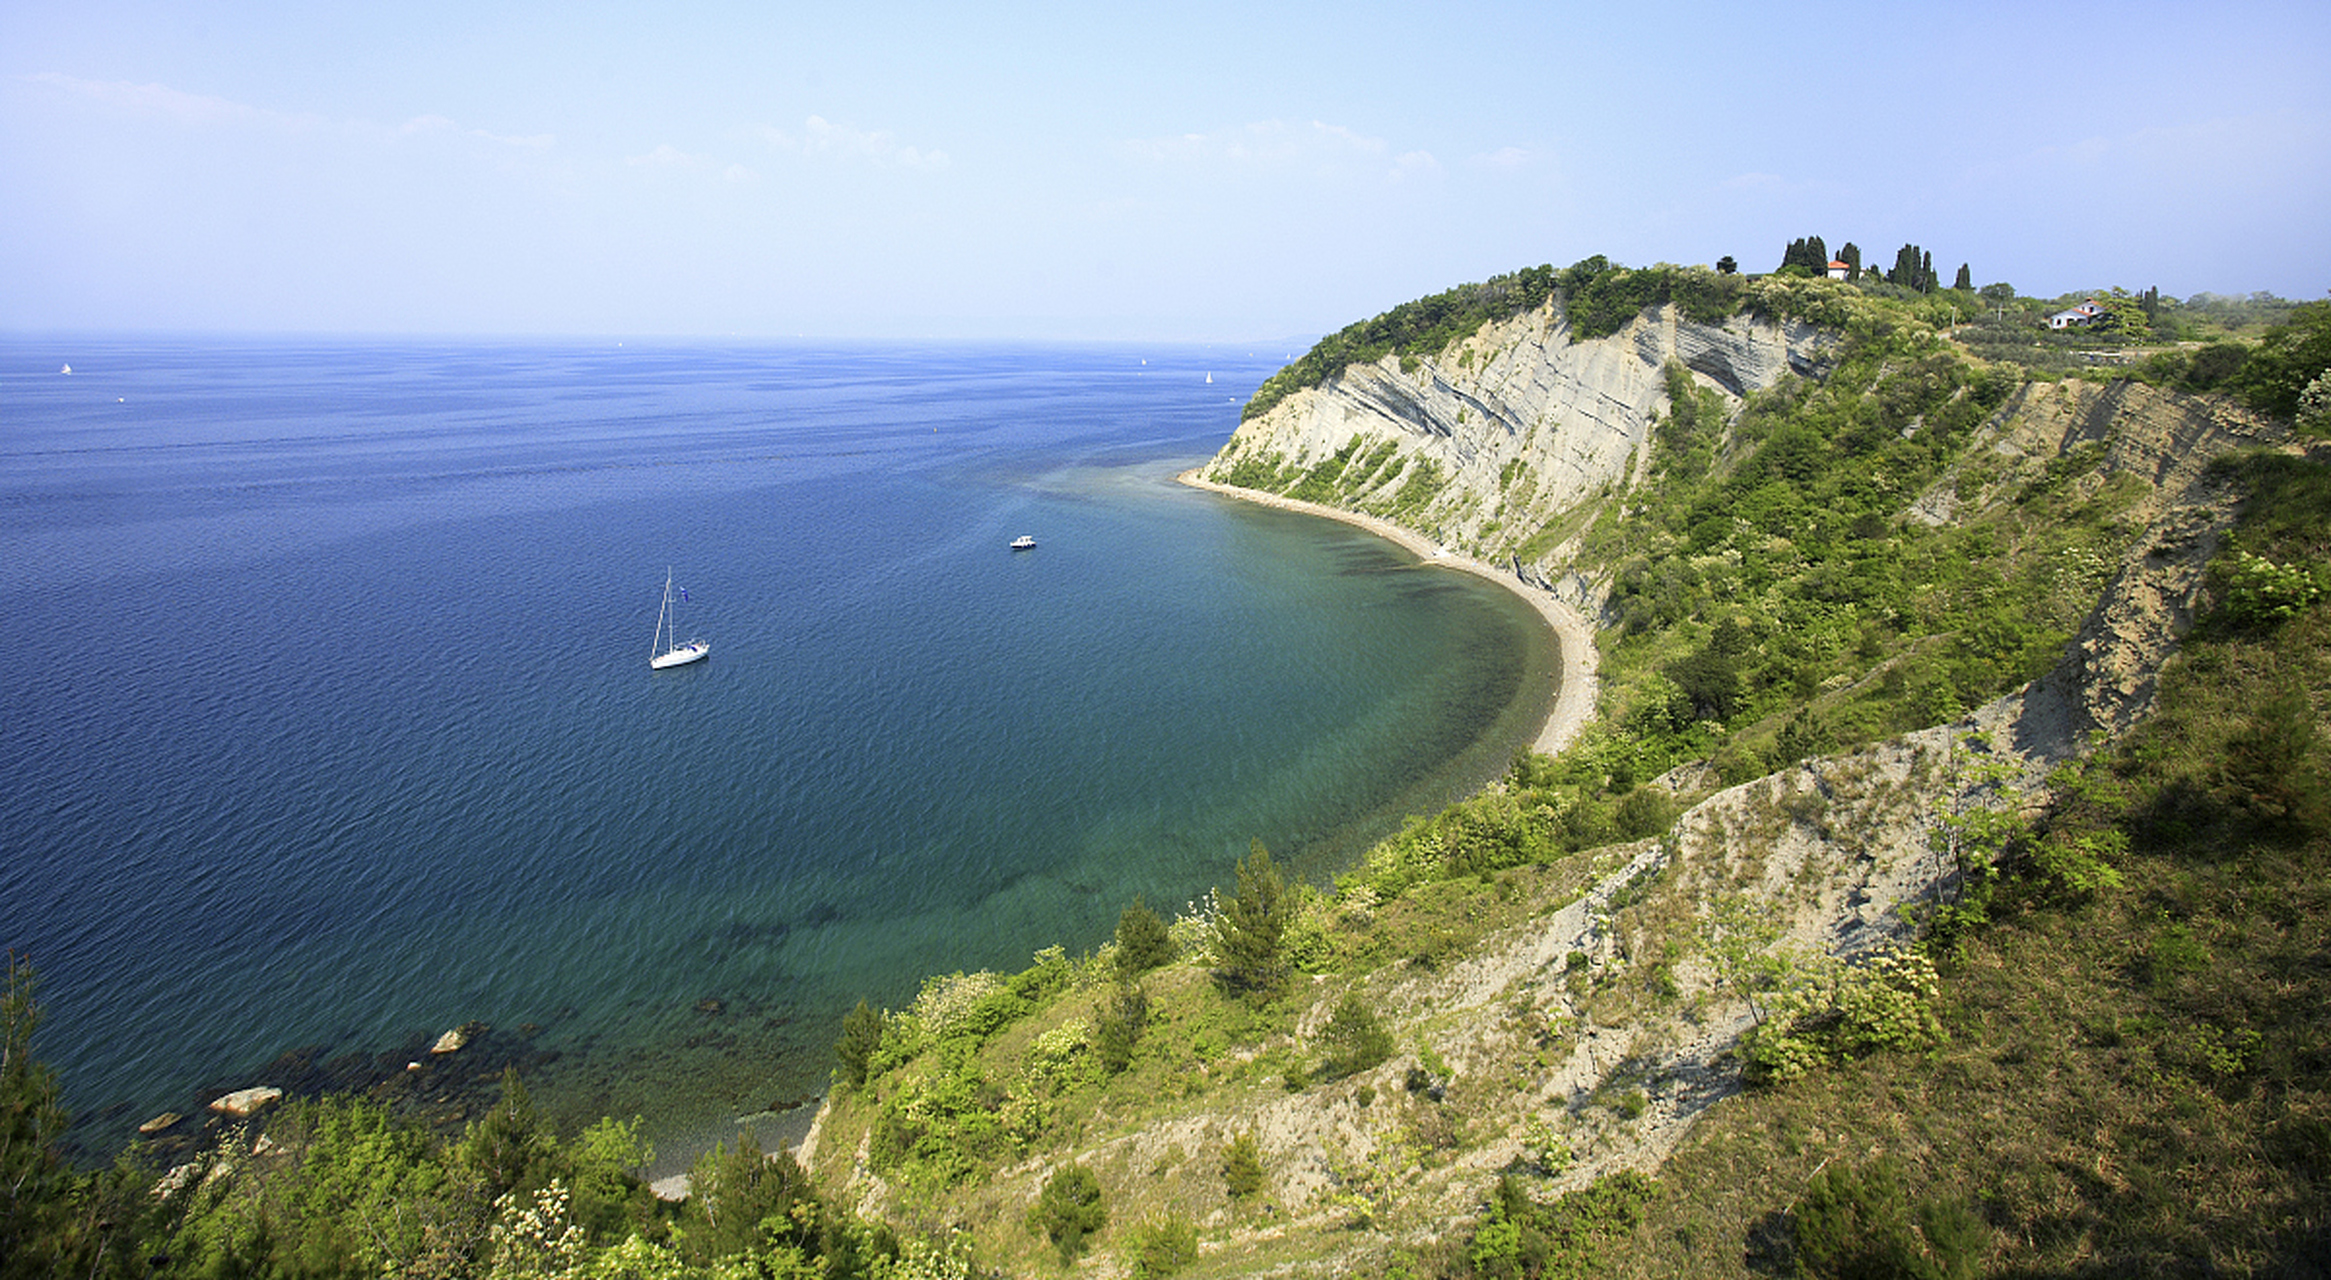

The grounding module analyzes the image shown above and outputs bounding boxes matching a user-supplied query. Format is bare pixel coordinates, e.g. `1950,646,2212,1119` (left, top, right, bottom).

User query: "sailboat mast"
655,568,671,658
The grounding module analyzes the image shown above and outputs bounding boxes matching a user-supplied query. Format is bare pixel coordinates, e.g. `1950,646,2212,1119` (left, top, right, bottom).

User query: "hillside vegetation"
4,268,2327,1279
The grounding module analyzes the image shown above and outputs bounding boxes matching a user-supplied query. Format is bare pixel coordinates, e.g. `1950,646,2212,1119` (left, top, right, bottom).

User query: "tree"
2,955,83,1280
1952,263,1972,291
679,1129,819,1266
2093,290,2152,340
1887,243,1935,291
2233,298,2331,419
834,999,884,1088
1113,898,1175,979
1214,841,1290,996
1094,983,1148,1075
459,1066,556,1197
1838,241,1862,281
1779,236,1829,276
1221,1132,1265,1201
1715,255,1738,275
1312,994,1394,1080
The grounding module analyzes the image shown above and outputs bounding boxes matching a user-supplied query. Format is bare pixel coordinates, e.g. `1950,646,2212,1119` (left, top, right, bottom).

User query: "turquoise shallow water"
0,336,1556,1165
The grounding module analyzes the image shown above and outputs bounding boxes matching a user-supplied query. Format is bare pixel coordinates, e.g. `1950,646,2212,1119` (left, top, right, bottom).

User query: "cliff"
800,278,2322,1276
1200,301,1836,616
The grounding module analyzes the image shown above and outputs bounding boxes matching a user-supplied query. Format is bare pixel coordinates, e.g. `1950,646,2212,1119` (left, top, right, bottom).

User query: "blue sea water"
0,335,1556,1167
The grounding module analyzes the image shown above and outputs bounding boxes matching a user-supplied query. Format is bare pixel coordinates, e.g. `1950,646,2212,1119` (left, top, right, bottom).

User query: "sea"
0,335,1558,1174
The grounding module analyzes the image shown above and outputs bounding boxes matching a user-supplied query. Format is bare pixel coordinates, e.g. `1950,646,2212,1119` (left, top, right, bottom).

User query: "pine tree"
834,999,884,1087
1114,898,1175,978
2,957,87,1279
1214,841,1289,996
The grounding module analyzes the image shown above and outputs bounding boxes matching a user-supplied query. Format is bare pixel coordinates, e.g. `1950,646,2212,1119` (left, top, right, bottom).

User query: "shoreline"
1175,469,1598,758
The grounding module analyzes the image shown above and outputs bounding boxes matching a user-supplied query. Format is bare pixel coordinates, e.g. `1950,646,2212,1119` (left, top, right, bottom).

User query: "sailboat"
649,569,709,669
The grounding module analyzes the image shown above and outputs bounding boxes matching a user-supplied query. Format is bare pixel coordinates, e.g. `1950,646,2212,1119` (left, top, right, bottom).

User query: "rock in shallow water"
207,1086,282,1117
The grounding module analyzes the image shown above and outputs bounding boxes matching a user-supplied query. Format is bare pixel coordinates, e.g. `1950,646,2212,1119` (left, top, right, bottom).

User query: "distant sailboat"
1205,372,1213,384
59,364,70,375
650,569,709,669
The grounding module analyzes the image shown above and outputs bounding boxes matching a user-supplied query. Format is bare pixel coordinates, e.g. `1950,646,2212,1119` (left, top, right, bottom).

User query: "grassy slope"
813,289,2330,1277
1613,455,2330,1278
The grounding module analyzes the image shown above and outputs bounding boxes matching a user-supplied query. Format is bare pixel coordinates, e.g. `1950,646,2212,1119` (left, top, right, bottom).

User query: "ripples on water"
0,336,1554,1166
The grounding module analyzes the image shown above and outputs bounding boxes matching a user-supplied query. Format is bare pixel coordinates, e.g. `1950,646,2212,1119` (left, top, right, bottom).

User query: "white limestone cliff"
1200,301,1836,616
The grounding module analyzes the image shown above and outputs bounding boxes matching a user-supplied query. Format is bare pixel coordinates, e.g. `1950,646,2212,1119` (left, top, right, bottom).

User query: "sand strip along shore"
1176,470,1599,757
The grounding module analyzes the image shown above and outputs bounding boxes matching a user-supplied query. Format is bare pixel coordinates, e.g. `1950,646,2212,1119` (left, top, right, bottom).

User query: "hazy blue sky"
5,0,2326,341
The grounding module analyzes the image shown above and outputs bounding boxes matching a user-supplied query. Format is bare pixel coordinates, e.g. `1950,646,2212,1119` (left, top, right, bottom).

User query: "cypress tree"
1953,263,1972,291
1889,244,1923,288
1839,242,1862,281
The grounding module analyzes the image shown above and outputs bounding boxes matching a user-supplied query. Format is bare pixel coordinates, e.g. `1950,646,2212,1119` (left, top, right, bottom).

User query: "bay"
0,335,1556,1168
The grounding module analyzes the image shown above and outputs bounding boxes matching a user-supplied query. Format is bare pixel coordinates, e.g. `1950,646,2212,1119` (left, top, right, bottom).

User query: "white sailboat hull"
651,641,709,669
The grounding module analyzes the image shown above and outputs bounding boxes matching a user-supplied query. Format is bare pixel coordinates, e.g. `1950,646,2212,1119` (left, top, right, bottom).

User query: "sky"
4,0,2328,342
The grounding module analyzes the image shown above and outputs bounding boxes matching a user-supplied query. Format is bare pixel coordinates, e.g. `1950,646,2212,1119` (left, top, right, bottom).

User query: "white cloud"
23,72,298,129
758,116,950,170
470,128,555,150
1121,119,1439,183
1390,150,1443,183
25,73,556,153
626,143,712,169
1471,146,1530,171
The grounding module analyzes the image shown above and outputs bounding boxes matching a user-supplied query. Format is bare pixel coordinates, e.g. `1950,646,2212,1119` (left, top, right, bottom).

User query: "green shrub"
2024,827,2126,901
1742,946,1945,1084
1313,994,1395,1081
1114,899,1176,979
1794,1158,1983,1280
1095,983,1148,1076
1123,1213,1199,1278
2219,549,2323,626
1029,1165,1109,1263
1221,1131,1264,1201
1467,1171,1659,1280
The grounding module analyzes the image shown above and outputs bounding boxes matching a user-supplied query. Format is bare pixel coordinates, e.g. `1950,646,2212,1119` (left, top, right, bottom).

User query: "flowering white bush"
486,1179,584,1280
1741,944,1945,1084
908,970,1004,1040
